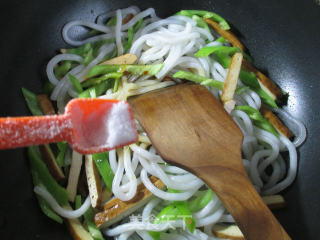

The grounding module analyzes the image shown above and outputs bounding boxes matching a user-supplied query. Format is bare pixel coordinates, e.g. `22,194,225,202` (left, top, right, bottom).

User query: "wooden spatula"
0,99,137,154
129,84,290,240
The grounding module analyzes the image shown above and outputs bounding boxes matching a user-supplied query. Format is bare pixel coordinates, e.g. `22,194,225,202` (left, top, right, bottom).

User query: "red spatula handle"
0,115,72,150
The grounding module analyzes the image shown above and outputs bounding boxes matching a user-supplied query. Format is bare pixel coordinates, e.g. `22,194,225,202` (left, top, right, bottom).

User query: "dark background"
0,0,319,239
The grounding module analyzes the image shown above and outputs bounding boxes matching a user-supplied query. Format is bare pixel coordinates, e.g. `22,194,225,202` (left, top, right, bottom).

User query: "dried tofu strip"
85,154,102,208
37,94,56,115
37,94,65,182
205,18,287,104
204,18,245,51
221,52,243,113
67,151,83,202
94,176,166,228
100,53,137,65
122,13,134,24
64,205,94,240
242,59,287,104
260,107,294,139
212,224,244,240
39,145,65,182
262,194,286,210
101,188,113,204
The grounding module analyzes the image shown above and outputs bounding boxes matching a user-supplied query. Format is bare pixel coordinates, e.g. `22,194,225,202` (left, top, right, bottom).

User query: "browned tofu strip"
205,19,286,103
242,59,285,102
212,224,245,240
100,53,137,65
64,205,94,240
222,53,243,103
94,176,166,228
221,52,243,113
204,18,245,51
262,194,287,210
85,154,103,208
122,13,134,24
67,151,83,202
37,94,56,115
39,145,65,182
260,107,294,139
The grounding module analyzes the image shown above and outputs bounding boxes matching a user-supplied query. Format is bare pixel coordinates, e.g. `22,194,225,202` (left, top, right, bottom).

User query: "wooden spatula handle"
0,115,71,149
199,166,290,240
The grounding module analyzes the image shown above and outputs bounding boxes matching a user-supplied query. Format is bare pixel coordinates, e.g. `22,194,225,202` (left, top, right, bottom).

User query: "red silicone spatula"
0,99,138,154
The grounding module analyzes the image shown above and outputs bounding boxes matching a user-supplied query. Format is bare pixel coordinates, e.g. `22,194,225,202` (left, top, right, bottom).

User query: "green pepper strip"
124,27,134,53
174,201,196,233
133,18,143,32
56,142,68,167
198,51,278,108
113,78,120,92
78,80,113,98
74,194,83,222
173,70,223,89
28,146,69,205
21,88,43,116
187,190,214,212
87,63,164,78
84,207,105,240
216,37,227,44
239,70,260,89
235,105,279,136
195,46,241,58
68,74,83,94
54,61,72,79
149,205,180,240
176,10,230,30
107,17,117,26
82,73,122,88
191,15,210,32
92,152,114,191
75,195,82,210
43,81,55,95
167,188,196,233
31,169,63,224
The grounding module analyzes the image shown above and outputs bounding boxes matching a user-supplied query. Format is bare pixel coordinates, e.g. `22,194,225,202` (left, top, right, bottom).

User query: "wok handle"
198,166,291,240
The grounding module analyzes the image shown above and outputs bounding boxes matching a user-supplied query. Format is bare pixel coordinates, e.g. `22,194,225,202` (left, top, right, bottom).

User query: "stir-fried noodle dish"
23,6,307,240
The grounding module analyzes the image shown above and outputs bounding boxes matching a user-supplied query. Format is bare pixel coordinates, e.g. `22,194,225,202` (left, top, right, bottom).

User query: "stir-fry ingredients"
23,6,307,240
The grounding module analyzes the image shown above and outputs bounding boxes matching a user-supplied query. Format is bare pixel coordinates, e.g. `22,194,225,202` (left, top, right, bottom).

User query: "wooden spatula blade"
129,84,290,240
129,84,243,172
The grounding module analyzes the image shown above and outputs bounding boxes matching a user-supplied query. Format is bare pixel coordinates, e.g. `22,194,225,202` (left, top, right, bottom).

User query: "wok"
0,0,319,239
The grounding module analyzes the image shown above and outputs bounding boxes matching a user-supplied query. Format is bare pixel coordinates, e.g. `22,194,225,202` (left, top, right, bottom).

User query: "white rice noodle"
62,20,112,46
74,43,115,82
112,147,137,201
262,136,297,195
142,198,161,221
104,219,185,236
250,128,280,188
117,231,134,240
195,205,225,227
34,186,90,219
46,54,83,85
193,195,220,219
115,10,124,56
141,169,202,201
121,8,159,31
96,6,141,25
273,108,307,147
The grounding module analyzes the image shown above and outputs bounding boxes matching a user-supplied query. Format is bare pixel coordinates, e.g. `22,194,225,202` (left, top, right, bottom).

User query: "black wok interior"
0,0,319,239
